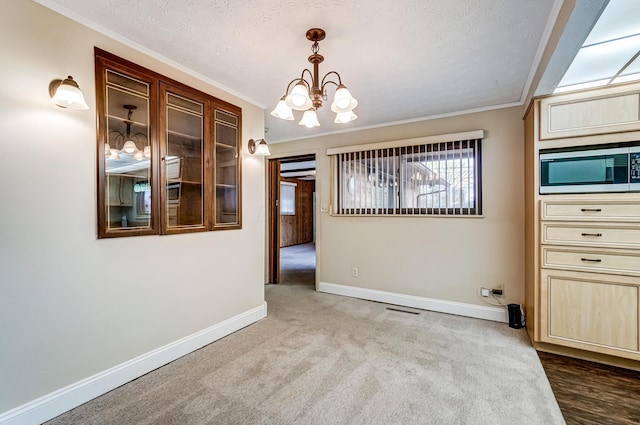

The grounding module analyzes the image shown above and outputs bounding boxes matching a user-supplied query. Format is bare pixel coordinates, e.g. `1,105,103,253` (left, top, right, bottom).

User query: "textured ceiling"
39,0,558,142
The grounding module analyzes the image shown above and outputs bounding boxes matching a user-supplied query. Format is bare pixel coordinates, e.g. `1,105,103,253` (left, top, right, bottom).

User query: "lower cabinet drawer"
541,245,640,276
540,269,639,357
541,222,640,249
540,199,640,222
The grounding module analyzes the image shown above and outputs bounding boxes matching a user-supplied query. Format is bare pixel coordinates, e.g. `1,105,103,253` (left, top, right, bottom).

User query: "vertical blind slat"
332,137,481,216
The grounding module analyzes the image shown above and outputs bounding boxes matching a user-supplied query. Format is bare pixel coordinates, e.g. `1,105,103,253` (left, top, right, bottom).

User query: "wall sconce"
248,138,271,156
48,75,89,110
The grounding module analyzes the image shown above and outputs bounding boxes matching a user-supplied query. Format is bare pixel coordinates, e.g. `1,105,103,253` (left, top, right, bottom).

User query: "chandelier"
105,105,150,160
270,28,358,128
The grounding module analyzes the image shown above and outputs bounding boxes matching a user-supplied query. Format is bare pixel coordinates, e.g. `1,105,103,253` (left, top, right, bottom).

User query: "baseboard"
0,302,267,425
319,282,507,323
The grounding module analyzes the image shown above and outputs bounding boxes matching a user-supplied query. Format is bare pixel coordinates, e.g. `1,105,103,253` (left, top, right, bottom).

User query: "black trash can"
508,303,525,329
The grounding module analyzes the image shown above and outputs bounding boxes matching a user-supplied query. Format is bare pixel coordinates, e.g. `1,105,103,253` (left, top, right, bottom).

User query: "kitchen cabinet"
539,83,640,140
540,268,639,356
107,175,133,207
524,81,640,367
538,196,640,361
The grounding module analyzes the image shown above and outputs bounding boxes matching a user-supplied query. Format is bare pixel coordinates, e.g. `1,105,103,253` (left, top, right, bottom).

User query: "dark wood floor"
538,352,640,425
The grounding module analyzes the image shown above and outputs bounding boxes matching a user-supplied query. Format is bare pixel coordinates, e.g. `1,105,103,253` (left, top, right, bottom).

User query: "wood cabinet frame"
525,84,640,368
95,48,242,238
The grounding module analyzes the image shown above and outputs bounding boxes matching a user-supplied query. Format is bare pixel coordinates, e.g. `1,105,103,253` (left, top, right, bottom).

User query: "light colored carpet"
46,283,564,424
279,243,315,286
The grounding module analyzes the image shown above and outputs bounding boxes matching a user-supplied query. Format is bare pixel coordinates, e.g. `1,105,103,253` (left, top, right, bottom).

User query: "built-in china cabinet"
524,81,640,368
95,48,241,238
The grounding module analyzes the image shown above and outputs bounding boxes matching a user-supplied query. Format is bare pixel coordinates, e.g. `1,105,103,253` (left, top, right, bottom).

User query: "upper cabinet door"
160,84,210,234
213,108,242,229
97,62,158,238
95,48,242,238
539,82,640,140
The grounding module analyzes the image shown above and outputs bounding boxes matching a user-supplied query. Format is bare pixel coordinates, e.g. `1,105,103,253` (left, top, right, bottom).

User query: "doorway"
267,154,316,285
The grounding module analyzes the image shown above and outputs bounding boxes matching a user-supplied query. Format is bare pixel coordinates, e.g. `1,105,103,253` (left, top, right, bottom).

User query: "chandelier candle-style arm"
270,28,358,127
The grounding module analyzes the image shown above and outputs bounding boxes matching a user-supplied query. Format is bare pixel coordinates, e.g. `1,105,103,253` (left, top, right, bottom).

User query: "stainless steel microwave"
539,142,640,194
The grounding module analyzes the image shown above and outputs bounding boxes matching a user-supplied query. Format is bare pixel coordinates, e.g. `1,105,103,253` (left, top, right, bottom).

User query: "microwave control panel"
632,152,640,183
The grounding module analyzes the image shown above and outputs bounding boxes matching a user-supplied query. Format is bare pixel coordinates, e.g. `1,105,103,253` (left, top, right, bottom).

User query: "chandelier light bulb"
331,84,358,113
108,149,120,160
298,109,320,128
335,87,352,109
134,150,144,161
286,82,312,111
143,145,151,158
334,110,358,124
270,96,294,120
105,142,111,155
122,140,138,154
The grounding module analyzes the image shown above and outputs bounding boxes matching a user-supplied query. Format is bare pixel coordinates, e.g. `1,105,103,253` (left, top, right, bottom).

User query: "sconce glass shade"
270,96,295,120
330,84,358,113
286,82,313,111
254,140,271,156
49,76,89,110
248,138,271,156
334,110,358,124
122,140,138,154
298,109,320,128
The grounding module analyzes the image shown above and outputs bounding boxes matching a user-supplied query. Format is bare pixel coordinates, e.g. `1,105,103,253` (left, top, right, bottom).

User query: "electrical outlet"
480,288,490,297
352,267,359,277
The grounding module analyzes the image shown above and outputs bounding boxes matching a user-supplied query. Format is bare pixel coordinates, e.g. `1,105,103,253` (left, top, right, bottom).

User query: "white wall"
0,0,265,414
269,106,525,306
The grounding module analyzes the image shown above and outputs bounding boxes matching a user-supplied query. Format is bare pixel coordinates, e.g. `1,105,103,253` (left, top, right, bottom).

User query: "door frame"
267,159,280,284
267,154,316,284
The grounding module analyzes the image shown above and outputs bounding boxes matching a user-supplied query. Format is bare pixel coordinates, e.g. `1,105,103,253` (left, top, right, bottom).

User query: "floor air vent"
385,307,420,315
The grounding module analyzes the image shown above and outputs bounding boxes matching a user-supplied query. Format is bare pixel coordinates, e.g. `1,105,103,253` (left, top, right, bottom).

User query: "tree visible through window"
331,135,482,216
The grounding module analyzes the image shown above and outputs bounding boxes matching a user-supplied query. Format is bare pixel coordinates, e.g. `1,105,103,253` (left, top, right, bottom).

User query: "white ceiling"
38,0,560,142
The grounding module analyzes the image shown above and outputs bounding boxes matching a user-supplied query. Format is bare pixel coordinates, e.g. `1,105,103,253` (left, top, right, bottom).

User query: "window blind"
329,131,483,216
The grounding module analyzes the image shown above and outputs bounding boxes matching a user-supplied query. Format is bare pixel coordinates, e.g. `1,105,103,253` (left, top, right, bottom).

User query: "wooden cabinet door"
539,82,640,140
540,269,639,357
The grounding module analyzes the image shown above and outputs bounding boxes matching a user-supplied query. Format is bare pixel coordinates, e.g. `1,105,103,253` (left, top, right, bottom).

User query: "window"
95,48,242,238
329,131,483,216
280,182,296,215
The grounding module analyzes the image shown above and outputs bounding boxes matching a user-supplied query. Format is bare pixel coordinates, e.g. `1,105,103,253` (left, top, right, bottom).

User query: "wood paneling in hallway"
539,352,640,425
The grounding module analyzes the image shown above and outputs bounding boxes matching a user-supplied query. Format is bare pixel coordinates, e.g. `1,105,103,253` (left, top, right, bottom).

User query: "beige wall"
269,106,525,305
0,1,265,412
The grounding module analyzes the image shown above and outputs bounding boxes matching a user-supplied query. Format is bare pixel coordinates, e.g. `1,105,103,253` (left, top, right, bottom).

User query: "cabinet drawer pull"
580,233,603,237
580,208,602,212
580,258,602,263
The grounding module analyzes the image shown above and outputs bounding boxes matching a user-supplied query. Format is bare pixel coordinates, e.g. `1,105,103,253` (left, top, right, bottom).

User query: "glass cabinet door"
214,109,241,229
161,86,206,233
103,70,153,235
96,49,242,237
